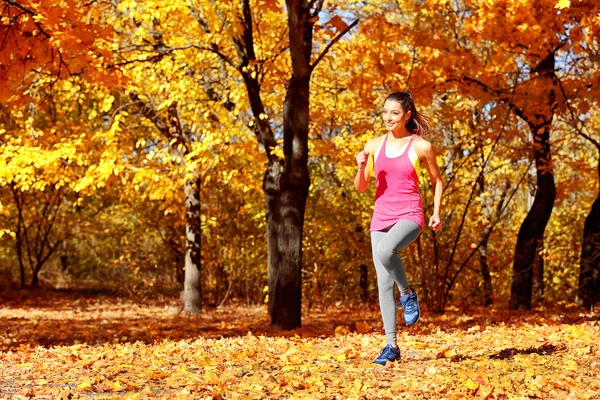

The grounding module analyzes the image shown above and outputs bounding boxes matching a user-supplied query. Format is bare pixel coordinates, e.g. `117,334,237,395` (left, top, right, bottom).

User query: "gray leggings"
371,219,421,346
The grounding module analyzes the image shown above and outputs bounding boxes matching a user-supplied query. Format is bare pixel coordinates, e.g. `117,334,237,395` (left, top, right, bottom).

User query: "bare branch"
443,158,533,306
129,92,170,137
3,0,51,39
310,19,358,72
556,78,600,149
188,0,211,34
113,43,238,70
309,0,326,16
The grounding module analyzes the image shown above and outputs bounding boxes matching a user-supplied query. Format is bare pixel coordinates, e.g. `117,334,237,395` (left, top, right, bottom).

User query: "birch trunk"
182,176,202,313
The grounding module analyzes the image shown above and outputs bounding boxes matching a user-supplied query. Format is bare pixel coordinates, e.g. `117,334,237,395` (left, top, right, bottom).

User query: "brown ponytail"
384,91,430,136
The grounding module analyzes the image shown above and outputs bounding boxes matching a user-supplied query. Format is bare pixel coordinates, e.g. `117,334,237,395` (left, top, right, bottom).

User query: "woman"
354,91,443,365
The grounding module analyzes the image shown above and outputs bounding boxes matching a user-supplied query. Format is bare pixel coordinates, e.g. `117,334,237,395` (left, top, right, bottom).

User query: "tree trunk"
182,176,202,313
476,171,493,306
30,267,40,288
578,159,600,309
508,49,558,310
265,168,309,329
359,263,369,303
130,95,200,311
510,122,556,309
532,241,544,306
234,0,348,328
478,236,493,306
526,132,545,306
267,86,311,328
261,1,313,329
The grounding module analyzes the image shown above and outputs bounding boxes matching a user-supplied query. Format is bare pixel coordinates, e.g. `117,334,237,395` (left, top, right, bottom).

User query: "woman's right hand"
356,150,369,170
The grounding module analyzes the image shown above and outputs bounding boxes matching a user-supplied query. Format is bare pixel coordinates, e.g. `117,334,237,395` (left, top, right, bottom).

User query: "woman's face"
382,100,410,133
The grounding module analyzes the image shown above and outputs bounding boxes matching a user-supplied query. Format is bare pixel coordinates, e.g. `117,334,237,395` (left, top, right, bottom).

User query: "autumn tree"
0,0,118,105
359,0,600,309
0,0,123,288
107,0,357,327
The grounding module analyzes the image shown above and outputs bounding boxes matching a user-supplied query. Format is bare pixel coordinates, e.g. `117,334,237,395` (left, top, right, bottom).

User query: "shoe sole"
374,355,399,365
405,291,420,326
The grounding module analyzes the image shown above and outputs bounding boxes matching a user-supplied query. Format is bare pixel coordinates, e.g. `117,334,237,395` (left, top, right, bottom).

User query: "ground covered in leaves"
0,290,598,399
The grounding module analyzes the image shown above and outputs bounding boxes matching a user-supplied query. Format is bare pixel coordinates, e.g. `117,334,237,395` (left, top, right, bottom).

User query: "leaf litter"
0,291,598,399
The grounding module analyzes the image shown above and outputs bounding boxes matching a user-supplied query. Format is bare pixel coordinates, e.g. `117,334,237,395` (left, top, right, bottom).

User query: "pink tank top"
370,134,424,231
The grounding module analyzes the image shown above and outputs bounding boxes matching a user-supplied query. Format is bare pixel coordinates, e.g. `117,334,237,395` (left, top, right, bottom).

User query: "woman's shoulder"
365,135,385,152
413,135,433,151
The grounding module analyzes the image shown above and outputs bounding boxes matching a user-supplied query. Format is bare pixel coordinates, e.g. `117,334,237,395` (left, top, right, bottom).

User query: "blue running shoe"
374,344,400,365
399,288,420,326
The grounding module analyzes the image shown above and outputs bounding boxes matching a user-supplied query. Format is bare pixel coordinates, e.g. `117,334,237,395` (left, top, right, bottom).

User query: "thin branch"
459,76,528,121
440,74,521,297
113,43,238,70
309,0,326,17
310,19,359,72
188,0,211,34
404,47,418,87
556,78,600,149
442,158,533,307
3,0,51,38
129,92,170,137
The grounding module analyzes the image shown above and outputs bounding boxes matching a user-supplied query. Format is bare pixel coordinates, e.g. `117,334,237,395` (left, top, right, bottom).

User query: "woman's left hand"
429,214,442,232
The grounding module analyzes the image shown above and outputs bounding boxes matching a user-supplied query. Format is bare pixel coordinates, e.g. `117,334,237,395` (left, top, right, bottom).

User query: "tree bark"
12,186,26,288
510,121,556,309
508,50,558,310
232,0,353,328
265,159,309,328
526,132,545,306
182,176,202,313
359,263,369,303
477,173,493,306
578,159,600,309
531,241,545,306
235,0,313,329
263,1,313,329
130,95,201,311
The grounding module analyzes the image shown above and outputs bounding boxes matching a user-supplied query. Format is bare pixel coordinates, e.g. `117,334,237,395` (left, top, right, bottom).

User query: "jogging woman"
354,91,443,365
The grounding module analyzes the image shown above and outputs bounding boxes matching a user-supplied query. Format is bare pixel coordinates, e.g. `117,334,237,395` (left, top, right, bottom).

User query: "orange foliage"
0,0,119,105
0,292,598,398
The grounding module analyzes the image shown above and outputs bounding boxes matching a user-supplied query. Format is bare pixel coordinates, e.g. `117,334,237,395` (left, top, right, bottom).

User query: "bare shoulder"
364,135,385,154
413,135,435,157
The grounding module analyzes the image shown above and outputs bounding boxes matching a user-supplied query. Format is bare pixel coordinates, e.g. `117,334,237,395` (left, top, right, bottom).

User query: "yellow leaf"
16,362,33,368
465,378,478,389
437,348,457,358
334,325,349,336
100,95,114,112
110,380,123,391
77,379,92,391
564,360,578,371
552,276,561,284
570,325,585,338
336,354,346,361
555,0,570,9
444,348,457,357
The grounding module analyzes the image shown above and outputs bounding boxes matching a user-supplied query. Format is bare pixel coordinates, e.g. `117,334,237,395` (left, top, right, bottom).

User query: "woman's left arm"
418,140,444,232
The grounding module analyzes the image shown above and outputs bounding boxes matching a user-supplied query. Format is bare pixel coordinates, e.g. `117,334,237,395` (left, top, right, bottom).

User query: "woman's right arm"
354,142,373,192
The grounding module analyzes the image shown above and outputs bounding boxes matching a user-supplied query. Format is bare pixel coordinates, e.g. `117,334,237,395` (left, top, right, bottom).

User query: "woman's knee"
376,243,397,267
